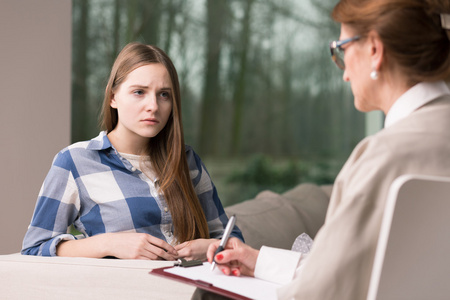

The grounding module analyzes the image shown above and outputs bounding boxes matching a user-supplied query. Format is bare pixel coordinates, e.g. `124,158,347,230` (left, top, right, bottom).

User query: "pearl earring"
370,69,378,80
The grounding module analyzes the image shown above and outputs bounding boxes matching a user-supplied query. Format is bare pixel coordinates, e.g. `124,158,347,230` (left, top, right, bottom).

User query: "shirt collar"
384,81,450,128
86,131,114,151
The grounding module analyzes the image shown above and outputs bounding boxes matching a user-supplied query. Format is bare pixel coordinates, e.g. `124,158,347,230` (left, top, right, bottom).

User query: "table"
0,253,195,299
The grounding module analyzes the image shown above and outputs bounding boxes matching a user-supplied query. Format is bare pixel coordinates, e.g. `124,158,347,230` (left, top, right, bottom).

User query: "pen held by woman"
210,215,236,271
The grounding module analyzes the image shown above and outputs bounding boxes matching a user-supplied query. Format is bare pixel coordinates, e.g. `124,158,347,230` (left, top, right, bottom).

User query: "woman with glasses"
22,43,243,261
202,0,450,299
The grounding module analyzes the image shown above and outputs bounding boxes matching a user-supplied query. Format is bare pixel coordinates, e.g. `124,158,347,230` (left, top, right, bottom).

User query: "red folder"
150,266,252,300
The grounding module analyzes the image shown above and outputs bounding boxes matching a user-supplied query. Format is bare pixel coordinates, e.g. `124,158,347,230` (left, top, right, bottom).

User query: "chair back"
367,174,450,300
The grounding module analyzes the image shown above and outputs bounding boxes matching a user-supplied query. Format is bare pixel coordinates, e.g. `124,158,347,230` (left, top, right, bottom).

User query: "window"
72,0,369,206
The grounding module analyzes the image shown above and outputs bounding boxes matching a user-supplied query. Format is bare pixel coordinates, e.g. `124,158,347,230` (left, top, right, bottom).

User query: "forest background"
71,0,366,206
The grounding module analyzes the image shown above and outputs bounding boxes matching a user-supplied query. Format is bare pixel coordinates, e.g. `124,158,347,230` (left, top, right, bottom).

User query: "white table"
0,253,195,299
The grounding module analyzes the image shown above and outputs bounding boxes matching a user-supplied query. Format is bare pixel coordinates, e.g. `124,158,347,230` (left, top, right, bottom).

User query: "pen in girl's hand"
210,215,236,271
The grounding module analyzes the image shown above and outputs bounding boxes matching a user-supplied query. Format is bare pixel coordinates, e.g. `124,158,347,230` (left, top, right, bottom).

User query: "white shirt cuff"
49,234,76,256
254,246,302,285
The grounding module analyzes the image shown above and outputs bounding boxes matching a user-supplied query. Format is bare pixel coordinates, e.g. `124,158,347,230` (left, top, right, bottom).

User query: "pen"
210,214,236,271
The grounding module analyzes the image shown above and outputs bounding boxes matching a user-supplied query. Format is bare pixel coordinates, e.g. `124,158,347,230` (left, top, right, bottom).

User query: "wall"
0,0,71,254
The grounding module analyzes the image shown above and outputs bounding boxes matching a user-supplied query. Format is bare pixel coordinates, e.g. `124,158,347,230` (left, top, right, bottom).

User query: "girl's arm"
22,152,80,256
56,232,178,260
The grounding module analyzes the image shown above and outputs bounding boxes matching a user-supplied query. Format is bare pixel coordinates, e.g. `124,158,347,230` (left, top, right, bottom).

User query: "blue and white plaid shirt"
22,132,243,256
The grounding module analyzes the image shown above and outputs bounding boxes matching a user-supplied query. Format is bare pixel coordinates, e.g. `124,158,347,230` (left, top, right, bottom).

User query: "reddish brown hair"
101,43,209,242
332,0,450,83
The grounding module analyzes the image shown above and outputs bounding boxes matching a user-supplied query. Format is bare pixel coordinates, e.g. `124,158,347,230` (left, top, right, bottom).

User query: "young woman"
22,43,243,261
204,0,450,299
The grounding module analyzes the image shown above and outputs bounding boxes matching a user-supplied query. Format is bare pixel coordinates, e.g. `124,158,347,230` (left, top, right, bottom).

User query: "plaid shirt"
22,132,243,256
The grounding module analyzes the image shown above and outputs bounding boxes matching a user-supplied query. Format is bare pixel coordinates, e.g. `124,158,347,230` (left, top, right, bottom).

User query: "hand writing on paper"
175,238,218,261
206,237,260,277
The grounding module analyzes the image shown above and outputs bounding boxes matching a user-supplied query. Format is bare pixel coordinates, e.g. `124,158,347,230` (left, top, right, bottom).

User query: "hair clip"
441,14,450,30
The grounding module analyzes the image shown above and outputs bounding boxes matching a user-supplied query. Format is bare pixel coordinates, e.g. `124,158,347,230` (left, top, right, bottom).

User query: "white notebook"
161,262,281,300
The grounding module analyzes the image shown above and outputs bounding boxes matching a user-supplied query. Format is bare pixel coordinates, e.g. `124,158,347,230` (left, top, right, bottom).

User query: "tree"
198,0,229,156
71,0,89,142
229,0,254,155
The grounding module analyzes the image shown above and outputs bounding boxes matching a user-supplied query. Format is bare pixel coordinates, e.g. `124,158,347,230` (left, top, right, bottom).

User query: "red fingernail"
232,270,239,276
216,254,223,261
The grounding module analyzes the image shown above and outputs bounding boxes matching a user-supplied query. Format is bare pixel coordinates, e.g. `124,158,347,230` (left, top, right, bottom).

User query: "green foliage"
223,154,339,206
227,154,298,188
69,224,82,236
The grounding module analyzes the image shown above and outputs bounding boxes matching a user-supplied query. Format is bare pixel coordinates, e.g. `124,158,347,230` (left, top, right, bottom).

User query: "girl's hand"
56,232,178,260
175,238,219,261
107,232,178,260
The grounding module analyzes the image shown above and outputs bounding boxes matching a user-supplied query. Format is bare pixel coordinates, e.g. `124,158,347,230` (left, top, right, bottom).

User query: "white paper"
164,262,281,300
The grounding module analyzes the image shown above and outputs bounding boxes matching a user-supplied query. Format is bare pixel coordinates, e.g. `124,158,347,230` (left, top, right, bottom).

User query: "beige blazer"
278,95,450,300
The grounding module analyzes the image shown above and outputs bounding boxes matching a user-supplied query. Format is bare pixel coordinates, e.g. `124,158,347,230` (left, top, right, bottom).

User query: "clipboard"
150,266,252,300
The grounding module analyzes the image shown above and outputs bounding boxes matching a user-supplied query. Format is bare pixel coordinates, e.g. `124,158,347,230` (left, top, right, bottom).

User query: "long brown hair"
101,42,209,242
332,0,450,84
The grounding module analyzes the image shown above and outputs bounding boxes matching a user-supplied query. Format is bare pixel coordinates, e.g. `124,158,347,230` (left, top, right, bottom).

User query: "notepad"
151,262,281,300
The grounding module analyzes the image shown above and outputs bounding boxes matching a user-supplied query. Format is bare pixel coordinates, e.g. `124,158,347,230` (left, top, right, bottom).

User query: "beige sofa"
0,183,331,300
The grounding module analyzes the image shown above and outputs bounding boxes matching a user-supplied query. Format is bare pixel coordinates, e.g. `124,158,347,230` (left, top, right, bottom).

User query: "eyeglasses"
329,36,360,70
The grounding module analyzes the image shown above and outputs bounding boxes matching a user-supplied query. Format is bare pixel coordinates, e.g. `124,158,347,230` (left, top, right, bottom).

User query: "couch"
0,183,331,300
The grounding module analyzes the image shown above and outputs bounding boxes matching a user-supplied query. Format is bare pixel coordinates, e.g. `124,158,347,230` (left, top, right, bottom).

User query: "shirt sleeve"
21,151,81,256
254,246,304,285
185,146,244,242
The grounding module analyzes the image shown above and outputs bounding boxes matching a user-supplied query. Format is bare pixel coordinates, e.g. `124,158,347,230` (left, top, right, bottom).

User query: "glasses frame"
329,36,360,70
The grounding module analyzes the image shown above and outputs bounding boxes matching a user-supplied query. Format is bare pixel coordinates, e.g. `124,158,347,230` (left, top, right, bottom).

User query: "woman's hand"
175,238,218,261
207,237,260,277
56,232,178,260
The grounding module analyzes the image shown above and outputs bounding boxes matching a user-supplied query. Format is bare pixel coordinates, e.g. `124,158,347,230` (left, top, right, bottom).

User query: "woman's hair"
332,0,450,84
101,42,209,242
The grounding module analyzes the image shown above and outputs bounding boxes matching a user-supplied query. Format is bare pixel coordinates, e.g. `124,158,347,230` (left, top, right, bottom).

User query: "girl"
22,42,243,260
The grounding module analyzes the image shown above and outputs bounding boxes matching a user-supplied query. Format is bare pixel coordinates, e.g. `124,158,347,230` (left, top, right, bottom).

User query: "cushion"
225,183,330,250
283,183,331,239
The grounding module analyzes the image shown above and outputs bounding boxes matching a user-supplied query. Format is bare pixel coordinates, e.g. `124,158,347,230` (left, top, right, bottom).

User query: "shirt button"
164,207,168,212
131,167,137,172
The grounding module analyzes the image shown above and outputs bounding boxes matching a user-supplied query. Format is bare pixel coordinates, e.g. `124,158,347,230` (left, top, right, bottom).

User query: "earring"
370,69,378,80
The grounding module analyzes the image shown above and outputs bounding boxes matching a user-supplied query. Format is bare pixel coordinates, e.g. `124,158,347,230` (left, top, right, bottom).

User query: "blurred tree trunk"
71,0,89,142
280,45,293,155
163,0,177,53
126,0,137,42
140,0,161,45
198,0,228,156
259,8,276,155
110,0,121,66
230,0,254,155
125,0,161,45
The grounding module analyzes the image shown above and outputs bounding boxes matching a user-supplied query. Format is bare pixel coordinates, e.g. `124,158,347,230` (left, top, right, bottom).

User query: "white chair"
367,174,450,300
